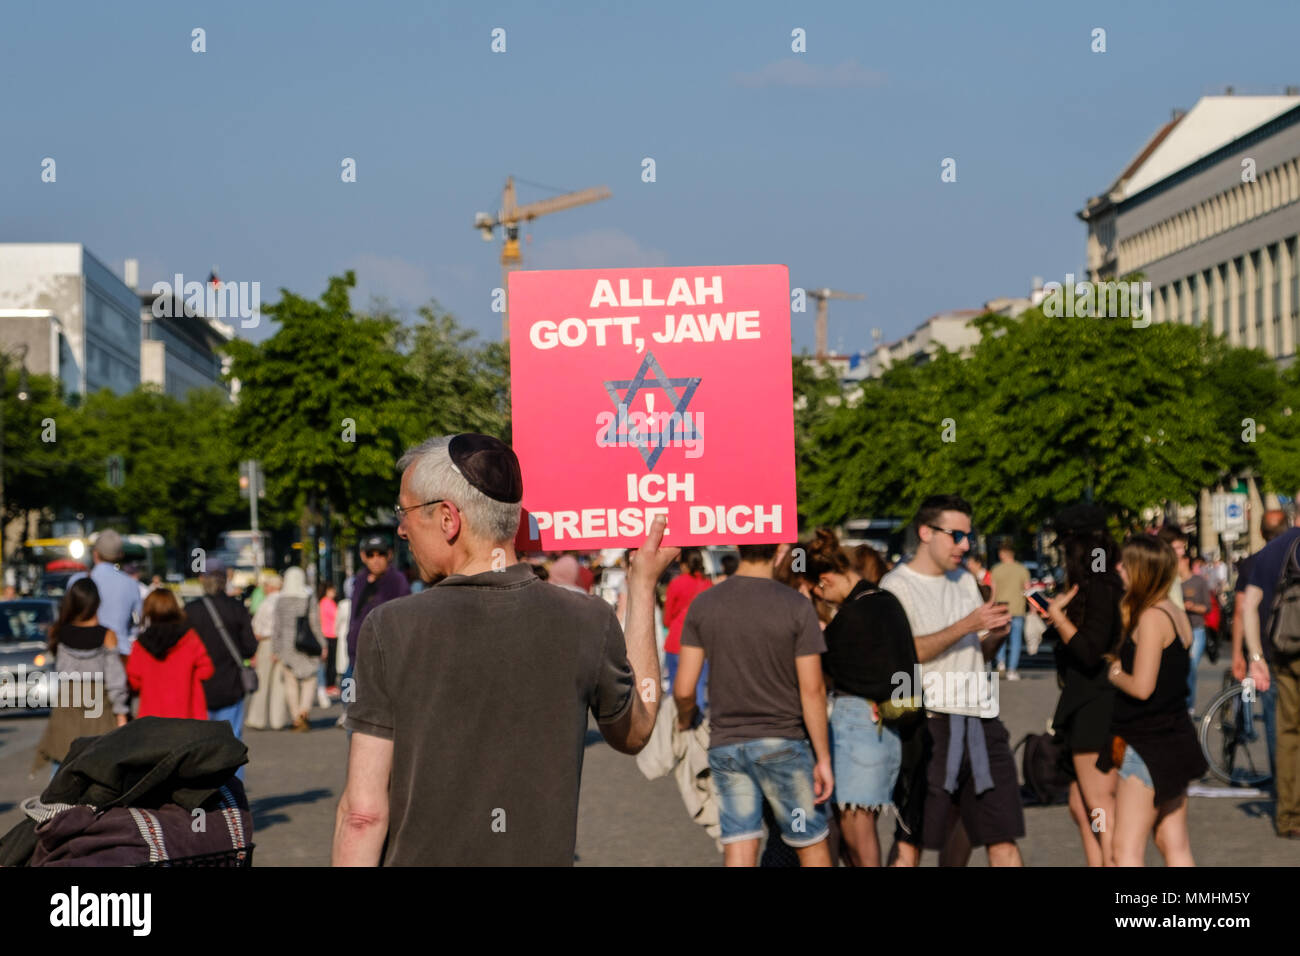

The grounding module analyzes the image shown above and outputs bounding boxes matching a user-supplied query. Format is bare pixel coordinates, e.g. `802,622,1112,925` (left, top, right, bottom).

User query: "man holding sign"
333,434,678,865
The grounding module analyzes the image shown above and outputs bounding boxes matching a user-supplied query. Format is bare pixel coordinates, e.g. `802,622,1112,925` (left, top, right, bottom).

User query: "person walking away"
245,574,287,730
274,567,324,732
879,495,1023,867
68,529,142,665
1096,535,1206,866
1230,509,1288,785
185,561,259,780
319,582,339,707
334,434,678,865
662,548,712,709
674,543,834,867
34,579,128,777
807,528,915,866
1239,508,1300,839
127,589,214,719
990,542,1030,680
1036,505,1123,866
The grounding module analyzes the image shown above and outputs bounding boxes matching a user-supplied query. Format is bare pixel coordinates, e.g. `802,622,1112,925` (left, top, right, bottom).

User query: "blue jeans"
1118,742,1155,790
663,652,708,712
209,698,248,782
996,616,1024,671
709,737,830,847
1186,626,1206,712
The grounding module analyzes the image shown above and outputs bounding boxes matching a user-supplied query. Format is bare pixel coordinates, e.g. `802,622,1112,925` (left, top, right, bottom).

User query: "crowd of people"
20,435,1300,867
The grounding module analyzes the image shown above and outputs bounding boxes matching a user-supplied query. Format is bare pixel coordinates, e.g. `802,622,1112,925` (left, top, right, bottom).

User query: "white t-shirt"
880,561,998,718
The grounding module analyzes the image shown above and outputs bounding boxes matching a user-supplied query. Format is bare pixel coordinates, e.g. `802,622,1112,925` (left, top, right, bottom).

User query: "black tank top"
1110,604,1190,729
56,623,109,651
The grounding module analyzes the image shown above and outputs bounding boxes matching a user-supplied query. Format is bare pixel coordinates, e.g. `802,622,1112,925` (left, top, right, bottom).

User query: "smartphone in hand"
1026,591,1051,614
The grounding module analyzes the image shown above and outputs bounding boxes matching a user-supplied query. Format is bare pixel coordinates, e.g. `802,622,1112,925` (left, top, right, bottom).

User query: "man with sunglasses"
341,534,410,713
879,494,1024,866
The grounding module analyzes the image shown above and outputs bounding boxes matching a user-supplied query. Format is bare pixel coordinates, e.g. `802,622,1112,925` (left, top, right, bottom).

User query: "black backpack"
1015,732,1072,805
1267,537,1300,658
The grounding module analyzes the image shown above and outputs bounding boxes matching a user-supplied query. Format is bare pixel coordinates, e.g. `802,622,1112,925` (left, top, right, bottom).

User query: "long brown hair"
50,577,100,652
1118,534,1176,646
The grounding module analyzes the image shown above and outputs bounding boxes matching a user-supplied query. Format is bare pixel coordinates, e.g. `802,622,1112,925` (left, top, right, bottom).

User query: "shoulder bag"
201,597,259,696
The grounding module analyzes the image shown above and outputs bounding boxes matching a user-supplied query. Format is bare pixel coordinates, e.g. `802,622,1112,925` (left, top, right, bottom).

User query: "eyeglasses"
393,498,445,522
927,525,973,546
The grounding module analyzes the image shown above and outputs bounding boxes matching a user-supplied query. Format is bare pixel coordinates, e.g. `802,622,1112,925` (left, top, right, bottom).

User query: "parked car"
34,570,80,599
0,598,58,711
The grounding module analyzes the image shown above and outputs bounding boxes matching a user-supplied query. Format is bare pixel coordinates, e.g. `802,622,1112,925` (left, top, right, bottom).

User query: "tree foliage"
800,307,1288,532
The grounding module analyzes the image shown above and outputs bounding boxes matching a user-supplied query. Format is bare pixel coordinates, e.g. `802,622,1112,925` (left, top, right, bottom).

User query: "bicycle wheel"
1199,682,1271,787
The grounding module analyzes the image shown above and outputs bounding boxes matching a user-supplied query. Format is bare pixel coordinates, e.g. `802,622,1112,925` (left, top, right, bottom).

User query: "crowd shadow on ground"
249,788,334,831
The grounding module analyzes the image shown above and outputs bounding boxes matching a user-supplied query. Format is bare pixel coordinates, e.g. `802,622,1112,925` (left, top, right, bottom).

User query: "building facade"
1079,94,1300,362
0,243,141,397
0,245,232,400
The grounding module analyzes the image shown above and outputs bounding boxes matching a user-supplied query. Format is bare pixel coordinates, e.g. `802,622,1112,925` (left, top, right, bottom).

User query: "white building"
1078,92,1300,362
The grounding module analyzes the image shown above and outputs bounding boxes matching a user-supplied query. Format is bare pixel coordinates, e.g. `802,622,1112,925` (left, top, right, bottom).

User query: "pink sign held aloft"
509,264,795,549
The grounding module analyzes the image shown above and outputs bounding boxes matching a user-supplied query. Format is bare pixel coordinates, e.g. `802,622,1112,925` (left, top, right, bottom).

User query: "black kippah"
449,434,523,504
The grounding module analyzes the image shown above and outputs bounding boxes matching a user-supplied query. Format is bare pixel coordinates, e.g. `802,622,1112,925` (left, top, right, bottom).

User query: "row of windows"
1152,235,1300,357
1121,156,1300,268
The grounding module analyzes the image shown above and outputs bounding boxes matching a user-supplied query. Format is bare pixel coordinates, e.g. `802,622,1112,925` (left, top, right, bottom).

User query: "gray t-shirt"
680,575,826,749
345,563,633,866
1181,573,1211,631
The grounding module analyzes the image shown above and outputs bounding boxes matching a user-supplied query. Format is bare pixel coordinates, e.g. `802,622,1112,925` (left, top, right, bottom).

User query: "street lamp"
0,343,31,587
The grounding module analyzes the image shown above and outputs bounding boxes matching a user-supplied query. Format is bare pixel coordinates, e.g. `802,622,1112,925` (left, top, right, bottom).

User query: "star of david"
601,352,702,470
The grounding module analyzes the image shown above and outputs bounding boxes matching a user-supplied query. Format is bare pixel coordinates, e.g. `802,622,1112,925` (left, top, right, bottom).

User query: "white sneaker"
1007,671,1021,681
317,688,331,709
996,662,1006,674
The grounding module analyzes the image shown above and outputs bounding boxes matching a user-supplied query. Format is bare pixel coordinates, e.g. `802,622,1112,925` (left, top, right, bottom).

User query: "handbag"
293,609,322,657
201,596,258,696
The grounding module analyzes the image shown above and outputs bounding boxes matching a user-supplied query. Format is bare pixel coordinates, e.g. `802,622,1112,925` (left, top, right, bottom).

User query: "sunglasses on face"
927,525,973,546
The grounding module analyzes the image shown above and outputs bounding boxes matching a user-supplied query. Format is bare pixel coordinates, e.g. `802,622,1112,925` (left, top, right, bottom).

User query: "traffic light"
239,460,251,499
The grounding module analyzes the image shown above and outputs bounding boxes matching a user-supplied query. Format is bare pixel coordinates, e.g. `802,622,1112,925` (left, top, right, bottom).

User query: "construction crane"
805,288,865,359
475,176,612,341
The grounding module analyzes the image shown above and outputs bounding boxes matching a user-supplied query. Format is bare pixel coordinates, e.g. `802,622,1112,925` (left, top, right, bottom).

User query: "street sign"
1213,492,1248,534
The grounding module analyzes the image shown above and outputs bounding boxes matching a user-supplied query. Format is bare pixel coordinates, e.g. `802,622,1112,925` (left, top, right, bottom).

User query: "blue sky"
3,0,1297,352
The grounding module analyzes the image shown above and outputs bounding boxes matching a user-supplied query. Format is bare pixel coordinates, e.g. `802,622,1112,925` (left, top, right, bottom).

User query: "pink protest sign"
509,264,795,549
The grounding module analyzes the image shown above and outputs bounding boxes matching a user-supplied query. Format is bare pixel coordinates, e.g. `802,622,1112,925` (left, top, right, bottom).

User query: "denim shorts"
708,737,830,847
1118,743,1155,790
829,695,901,810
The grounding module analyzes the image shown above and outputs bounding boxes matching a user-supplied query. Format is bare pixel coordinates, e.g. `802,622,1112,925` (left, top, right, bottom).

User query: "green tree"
1258,358,1300,497
2,371,88,527
801,307,1247,532
71,386,243,551
401,302,511,442
225,272,417,548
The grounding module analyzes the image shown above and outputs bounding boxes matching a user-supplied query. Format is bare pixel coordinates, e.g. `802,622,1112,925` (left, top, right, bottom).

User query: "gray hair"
398,436,520,544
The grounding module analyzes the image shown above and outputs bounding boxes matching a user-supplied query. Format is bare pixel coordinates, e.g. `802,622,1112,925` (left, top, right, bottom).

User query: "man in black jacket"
186,561,259,780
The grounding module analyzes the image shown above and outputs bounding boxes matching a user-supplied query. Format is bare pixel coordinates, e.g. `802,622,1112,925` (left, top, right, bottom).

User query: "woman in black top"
1034,505,1124,866
806,530,917,867
1096,534,1206,867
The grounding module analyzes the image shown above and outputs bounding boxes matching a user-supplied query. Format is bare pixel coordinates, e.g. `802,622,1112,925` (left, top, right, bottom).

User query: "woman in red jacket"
127,588,214,719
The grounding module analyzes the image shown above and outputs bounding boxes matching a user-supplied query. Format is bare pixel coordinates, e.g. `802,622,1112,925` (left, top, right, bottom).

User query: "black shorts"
921,714,1025,851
